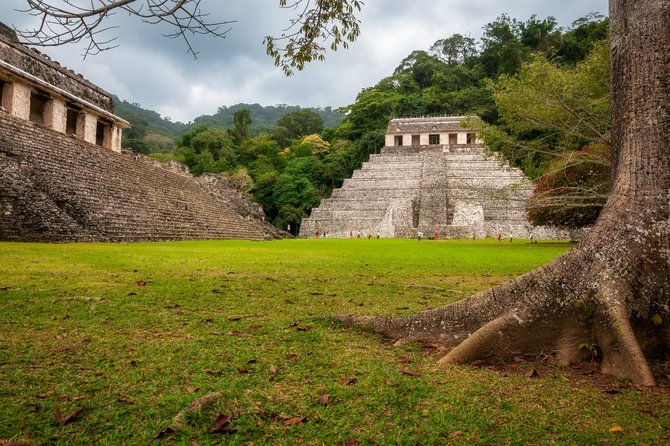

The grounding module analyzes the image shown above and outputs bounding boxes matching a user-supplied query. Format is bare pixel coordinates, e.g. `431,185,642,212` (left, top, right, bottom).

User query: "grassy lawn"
0,239,667,445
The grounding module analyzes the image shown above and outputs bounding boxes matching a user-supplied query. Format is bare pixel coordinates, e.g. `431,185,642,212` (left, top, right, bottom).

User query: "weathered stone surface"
300,117,573,239
0,112,282,242
0,26,114,113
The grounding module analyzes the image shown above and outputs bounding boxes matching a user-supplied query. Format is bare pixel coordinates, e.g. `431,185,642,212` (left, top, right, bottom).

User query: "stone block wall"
0,112,282,242
0,35,114,113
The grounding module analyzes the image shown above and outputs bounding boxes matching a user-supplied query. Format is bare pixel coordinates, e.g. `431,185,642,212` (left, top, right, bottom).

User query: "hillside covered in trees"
115,13,609,235
114,99,345,155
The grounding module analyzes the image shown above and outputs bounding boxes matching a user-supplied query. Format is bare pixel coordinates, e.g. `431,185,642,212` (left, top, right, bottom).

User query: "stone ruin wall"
0,24,126,152
0,111,283,242
0,24,114,113
300,117,575,240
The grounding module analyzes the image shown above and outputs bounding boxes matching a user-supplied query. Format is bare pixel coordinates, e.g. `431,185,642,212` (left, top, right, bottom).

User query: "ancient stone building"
0,23,128,152
0,23,282,242
300,116,571,239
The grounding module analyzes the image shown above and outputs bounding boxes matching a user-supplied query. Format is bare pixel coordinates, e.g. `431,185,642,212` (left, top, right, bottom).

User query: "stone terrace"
300,136,570,239
0,112,281,242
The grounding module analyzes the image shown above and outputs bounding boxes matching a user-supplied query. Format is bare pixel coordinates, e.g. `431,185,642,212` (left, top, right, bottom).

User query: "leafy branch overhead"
263,0,363,76
14,0,362,72
16,0,234,58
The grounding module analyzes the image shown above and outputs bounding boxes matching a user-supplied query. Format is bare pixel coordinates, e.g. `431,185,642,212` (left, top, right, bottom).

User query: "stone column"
456,132,467,144
2,81,30,120
100,123,121,152
109,125,122,153
76,111,97,145
44,98,67,133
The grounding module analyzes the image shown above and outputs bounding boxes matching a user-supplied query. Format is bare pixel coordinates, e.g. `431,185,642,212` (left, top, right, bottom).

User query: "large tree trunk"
338,0,670,386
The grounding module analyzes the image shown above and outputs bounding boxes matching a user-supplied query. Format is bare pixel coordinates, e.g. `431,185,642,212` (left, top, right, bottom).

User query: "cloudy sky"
5,1,608,123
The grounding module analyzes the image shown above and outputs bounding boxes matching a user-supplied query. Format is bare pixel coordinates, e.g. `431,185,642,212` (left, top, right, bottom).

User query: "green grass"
0,239,667,445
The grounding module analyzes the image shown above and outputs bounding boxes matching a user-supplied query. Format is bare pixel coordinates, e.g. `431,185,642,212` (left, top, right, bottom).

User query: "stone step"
308,208,387,219
0,113,272,242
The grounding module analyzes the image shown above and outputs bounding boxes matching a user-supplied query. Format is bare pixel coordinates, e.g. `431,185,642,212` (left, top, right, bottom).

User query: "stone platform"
0,112,283,242
300,143,572,240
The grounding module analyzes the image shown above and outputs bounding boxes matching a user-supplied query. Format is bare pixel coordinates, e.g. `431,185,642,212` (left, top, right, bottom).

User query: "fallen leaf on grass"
399,369,422,376
344,440,361,446
54,345,79,353
203,369,222,376
54,407,84,426
339,377,358,385
135,281,146,286
286,353,299,361
237,367,251,374
56,395,90,402
270,365,280,373
319,394,330,406
385,380,394,386
0,440,31,445
283,416,306,426
211,289,223,294
524,368,539,378
296,325,313,332
248,323,262,330
604,389,621,395
153,426,175,439
637,409,659,417
470,359,493,367
383,410,393,417
397,355,411,364
127,292,137,296
185,386,197,394
210,414,236,434
609,424,624,433
117,396,136,404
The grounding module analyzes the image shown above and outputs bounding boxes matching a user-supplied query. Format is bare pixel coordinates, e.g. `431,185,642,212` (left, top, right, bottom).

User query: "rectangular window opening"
467,133,476,144
96,120,108,146
394,135,403,146
448,133,457,145
65,106,79,135
411,135,420,146
0,79,6,109
29,90,49,125
429,134,440,145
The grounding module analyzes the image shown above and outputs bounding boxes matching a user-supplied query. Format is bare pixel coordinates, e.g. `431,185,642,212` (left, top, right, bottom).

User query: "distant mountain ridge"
193,103,345,131
113,97,344,134
112,96,345,153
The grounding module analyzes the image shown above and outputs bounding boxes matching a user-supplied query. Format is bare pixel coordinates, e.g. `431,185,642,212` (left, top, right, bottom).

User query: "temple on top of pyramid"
299,115,572,239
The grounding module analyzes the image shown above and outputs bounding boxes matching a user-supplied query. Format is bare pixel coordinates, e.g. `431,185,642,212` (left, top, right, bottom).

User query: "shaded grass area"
0,239,668,445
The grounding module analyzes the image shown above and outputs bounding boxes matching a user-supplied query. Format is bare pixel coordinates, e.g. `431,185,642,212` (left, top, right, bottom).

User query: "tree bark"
338,0,670,386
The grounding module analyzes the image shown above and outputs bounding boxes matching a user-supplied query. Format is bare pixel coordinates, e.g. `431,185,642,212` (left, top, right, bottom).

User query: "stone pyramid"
300,116,569,239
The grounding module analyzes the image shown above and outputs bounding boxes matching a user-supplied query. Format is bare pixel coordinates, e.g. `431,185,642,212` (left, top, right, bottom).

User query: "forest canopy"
117,13,609,234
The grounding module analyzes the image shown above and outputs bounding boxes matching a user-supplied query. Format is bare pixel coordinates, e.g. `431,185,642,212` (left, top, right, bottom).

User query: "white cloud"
3,0,609,122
